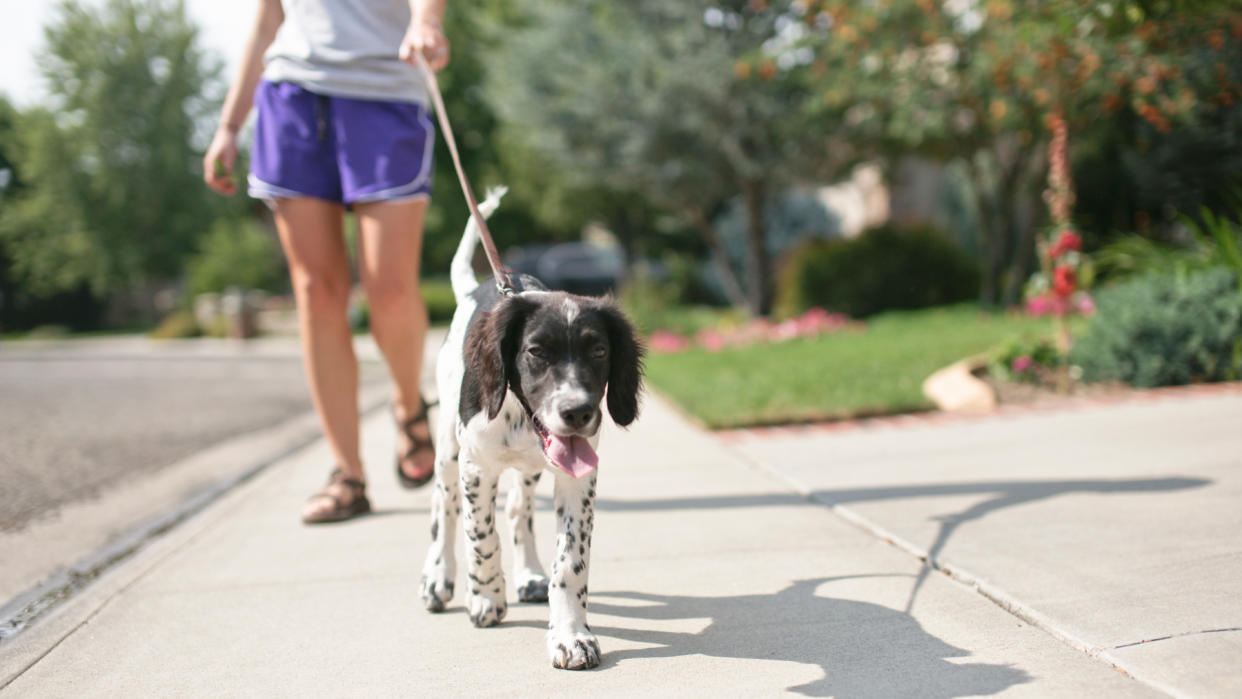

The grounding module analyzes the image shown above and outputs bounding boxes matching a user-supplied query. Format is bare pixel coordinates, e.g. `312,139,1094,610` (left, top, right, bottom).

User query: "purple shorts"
248,80,434,206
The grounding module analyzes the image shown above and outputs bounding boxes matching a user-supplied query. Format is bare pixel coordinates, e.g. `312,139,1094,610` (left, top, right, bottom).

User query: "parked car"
505,242,624,296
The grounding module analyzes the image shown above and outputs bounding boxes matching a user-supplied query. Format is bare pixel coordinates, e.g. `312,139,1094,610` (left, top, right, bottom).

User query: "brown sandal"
395,398,437,489
302,468,371,524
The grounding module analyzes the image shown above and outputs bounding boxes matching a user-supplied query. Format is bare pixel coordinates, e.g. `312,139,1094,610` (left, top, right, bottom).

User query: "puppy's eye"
528,346,549,360
591,344,607,359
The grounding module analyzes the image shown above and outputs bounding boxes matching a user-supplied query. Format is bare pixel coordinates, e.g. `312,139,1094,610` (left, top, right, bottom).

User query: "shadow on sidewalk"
590,476,1209,611
589,577,1030,697
590,477,1208,514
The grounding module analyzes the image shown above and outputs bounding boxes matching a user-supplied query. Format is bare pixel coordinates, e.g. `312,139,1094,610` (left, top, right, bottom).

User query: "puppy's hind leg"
420,415,460,612
507,470,549,603
461,459,507,627
546,471,600,670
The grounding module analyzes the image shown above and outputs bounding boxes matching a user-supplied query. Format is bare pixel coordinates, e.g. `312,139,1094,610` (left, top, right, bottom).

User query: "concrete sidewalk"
0,394,1185,697
727,388,1242,697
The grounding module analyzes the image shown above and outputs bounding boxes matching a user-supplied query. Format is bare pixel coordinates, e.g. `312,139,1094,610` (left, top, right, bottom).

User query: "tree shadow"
584,476,1209,611
589,577,1031,697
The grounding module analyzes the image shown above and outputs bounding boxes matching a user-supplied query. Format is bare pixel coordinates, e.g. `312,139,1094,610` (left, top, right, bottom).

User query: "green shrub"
989,336,1064,386
149,311,201,339
620,266,738,335
421,277,457,324
187,219,287,297
619,268,676,335
1071,267,1242,387
775,224,979,319
1095,207,1242,284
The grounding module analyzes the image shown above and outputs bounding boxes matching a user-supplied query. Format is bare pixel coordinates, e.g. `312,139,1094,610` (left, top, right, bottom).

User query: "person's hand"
203,126,239,195
400,20,450,72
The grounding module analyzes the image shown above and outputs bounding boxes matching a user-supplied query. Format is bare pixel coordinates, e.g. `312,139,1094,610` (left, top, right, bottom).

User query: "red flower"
1053,264,1077,297
1049,229,1082,258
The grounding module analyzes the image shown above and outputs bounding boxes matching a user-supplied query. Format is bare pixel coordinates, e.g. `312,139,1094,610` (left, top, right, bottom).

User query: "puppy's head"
464,292,644,475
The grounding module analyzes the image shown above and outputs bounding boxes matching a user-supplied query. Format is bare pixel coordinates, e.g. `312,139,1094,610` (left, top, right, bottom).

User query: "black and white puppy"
421,188,644,670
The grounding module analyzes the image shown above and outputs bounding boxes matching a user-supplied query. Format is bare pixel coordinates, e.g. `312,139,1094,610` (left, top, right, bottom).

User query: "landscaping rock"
922,359,996,413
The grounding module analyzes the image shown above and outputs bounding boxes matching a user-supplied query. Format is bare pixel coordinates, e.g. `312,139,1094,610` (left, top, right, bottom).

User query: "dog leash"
412,53,516,297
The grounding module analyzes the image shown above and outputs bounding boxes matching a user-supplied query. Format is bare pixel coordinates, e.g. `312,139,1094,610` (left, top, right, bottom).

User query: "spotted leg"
461,460,507,627
508,470,549,602
420,414,460,612
546,470,600,670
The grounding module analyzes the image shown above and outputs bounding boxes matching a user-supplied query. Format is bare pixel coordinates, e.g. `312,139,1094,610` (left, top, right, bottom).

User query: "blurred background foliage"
0,0,1239,340
775,224,981,319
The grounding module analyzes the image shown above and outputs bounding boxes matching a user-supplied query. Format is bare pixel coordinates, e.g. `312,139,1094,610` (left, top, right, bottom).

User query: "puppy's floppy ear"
463,297,533,420
598,303,645,426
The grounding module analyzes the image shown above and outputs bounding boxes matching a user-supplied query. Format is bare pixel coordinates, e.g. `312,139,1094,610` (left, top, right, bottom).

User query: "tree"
0,0,219,305
484,1,838,316
418,2,672,274
794,0,1242,305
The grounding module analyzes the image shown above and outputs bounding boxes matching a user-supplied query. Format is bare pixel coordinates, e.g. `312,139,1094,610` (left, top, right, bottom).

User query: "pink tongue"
544,434,598,478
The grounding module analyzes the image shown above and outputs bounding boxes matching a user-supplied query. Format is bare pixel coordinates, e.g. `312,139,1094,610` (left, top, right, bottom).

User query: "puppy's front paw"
547,627,601,670
420,574,454,613
467,591,507,627
515,573,549,603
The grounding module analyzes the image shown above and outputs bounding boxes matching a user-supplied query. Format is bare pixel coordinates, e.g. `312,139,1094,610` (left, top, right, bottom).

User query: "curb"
717,380,1242,443
712,392,1242,698
0,384,391,649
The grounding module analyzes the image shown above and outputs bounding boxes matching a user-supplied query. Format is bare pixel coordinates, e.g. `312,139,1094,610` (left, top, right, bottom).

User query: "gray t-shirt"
263,0,427,105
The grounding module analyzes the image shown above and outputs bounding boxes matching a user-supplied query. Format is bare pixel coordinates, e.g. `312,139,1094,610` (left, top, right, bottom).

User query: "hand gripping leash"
412,53,516,296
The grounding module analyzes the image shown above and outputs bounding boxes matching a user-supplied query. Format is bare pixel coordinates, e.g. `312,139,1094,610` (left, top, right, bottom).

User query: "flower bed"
649,307,860,354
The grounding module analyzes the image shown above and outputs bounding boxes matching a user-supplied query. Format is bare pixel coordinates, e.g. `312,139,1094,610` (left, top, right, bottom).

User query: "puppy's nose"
560,404,596,430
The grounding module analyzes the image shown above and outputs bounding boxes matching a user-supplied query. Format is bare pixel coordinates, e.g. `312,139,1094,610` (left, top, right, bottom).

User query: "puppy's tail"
450,186,508,301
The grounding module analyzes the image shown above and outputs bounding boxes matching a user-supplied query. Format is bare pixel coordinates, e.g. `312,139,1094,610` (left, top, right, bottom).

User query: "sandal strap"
401,439,435,460
394,398,436,486
396,398,435,431
327,467,366,493
395,397,437,451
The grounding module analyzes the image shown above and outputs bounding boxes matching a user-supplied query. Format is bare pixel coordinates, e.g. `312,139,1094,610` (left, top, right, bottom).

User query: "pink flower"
696,328,727,352
649,330,689,354
774,319,801,341
1074,293,1095,315
1026,294,1055,316
1011,355,1034,373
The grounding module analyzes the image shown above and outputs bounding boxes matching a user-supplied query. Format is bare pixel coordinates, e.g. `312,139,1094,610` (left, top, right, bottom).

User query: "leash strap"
413,53,515,296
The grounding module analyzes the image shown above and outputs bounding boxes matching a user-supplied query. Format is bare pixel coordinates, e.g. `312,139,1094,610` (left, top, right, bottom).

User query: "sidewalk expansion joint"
724,443,1188,699
1113,627,1242,650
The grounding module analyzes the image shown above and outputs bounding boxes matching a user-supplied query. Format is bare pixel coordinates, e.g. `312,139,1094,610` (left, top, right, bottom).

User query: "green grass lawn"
644,305,1056,429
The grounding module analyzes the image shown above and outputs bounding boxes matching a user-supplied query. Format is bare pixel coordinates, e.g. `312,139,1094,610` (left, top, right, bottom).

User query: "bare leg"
355,198,433,481
272,198,363,520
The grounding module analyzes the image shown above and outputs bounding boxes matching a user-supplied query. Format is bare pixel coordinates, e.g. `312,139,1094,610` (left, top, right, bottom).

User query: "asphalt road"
0,348,388,532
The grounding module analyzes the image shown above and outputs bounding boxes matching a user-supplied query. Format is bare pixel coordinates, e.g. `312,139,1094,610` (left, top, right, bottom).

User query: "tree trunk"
689,209,749,311
742,180,771,317
971,139,1034,309
968,157,1001,307
1001,143,1049,306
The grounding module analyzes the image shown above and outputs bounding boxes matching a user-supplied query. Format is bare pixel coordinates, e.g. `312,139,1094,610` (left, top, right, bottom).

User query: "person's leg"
272,197,365,519
354,197,434,481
